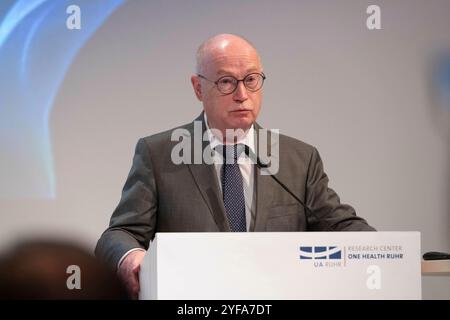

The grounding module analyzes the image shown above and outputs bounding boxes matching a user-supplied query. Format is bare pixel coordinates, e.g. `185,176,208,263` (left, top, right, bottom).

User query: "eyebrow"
216,67,260,76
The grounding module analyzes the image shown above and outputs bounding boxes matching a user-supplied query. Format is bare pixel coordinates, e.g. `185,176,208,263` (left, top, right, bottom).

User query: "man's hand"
117,250,146,299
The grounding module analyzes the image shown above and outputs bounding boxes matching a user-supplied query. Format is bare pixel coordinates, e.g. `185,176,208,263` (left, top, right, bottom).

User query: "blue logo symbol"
299,246,342,260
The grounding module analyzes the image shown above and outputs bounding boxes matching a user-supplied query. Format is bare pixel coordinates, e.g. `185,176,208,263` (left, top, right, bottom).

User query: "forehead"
215,60,260,77
203,46,262,77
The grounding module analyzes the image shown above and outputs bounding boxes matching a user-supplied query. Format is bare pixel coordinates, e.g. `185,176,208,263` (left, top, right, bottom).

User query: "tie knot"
216,144,245,163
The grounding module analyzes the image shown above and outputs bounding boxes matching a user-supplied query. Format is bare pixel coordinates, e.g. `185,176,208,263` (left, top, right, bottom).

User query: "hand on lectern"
117,250,146,299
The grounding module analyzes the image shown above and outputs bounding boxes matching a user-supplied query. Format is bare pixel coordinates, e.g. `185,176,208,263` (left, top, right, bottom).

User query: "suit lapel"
186,112,230,232
252,124,276,231
253,168,274,231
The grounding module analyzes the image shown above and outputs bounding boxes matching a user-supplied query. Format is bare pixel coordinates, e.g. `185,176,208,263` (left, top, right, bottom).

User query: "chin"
228,118,253,131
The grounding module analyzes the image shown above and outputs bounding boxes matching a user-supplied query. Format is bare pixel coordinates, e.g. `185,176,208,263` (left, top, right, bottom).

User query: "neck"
209,124,251,144
203,112,252,144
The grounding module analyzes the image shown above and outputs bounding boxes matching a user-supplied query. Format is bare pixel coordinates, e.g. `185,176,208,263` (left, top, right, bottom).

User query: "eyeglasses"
197,72,266,95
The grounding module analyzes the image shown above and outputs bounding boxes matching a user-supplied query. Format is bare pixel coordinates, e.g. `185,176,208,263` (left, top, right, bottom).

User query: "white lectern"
139,232,421,300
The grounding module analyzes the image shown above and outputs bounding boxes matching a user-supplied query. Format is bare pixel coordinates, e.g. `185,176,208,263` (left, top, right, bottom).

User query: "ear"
191,75,203,101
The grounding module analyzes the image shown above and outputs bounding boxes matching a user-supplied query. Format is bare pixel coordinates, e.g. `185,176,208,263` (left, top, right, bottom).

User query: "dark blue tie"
219,144,247,232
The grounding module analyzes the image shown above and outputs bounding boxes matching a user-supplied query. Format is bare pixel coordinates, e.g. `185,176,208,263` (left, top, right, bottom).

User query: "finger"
125,275,139,299
133,265,141,297
132,262,141,274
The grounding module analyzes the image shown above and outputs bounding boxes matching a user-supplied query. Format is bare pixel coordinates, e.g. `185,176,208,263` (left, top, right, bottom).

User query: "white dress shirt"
203,112,256,232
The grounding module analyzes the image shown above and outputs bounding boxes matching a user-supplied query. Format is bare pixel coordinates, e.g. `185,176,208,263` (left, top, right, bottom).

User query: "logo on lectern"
299,246,342,260
299,244,406,268
299,246,344,267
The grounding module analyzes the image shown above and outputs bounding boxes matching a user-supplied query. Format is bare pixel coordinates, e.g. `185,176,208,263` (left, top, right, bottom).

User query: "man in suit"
95,34,375,298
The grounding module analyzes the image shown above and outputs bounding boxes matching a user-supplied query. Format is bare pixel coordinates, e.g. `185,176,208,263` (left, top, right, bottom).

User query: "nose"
232,81,248,103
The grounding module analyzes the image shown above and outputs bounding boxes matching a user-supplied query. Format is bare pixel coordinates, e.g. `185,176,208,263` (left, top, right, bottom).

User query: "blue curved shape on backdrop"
0,0,124,198
435,56,450,115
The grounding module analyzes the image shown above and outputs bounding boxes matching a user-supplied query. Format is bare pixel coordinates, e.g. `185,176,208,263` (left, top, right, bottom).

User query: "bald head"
195,34,261,75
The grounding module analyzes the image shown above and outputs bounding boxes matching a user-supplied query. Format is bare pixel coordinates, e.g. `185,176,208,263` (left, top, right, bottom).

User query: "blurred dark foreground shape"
0,239,129,299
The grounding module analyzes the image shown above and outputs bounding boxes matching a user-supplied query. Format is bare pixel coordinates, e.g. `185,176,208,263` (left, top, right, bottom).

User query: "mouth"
230,109,251,113
230,110,251,118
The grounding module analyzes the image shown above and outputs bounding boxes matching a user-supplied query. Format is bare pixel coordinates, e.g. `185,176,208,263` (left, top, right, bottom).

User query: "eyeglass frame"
197,72,266,95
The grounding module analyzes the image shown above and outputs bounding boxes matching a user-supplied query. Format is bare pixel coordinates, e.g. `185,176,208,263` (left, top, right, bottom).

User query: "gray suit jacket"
95,113,375,268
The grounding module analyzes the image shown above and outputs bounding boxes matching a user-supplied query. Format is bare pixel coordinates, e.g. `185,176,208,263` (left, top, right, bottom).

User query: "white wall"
1,0,449,298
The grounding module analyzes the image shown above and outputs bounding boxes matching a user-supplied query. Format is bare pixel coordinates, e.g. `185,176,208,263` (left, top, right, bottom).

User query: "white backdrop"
1,0,449,298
